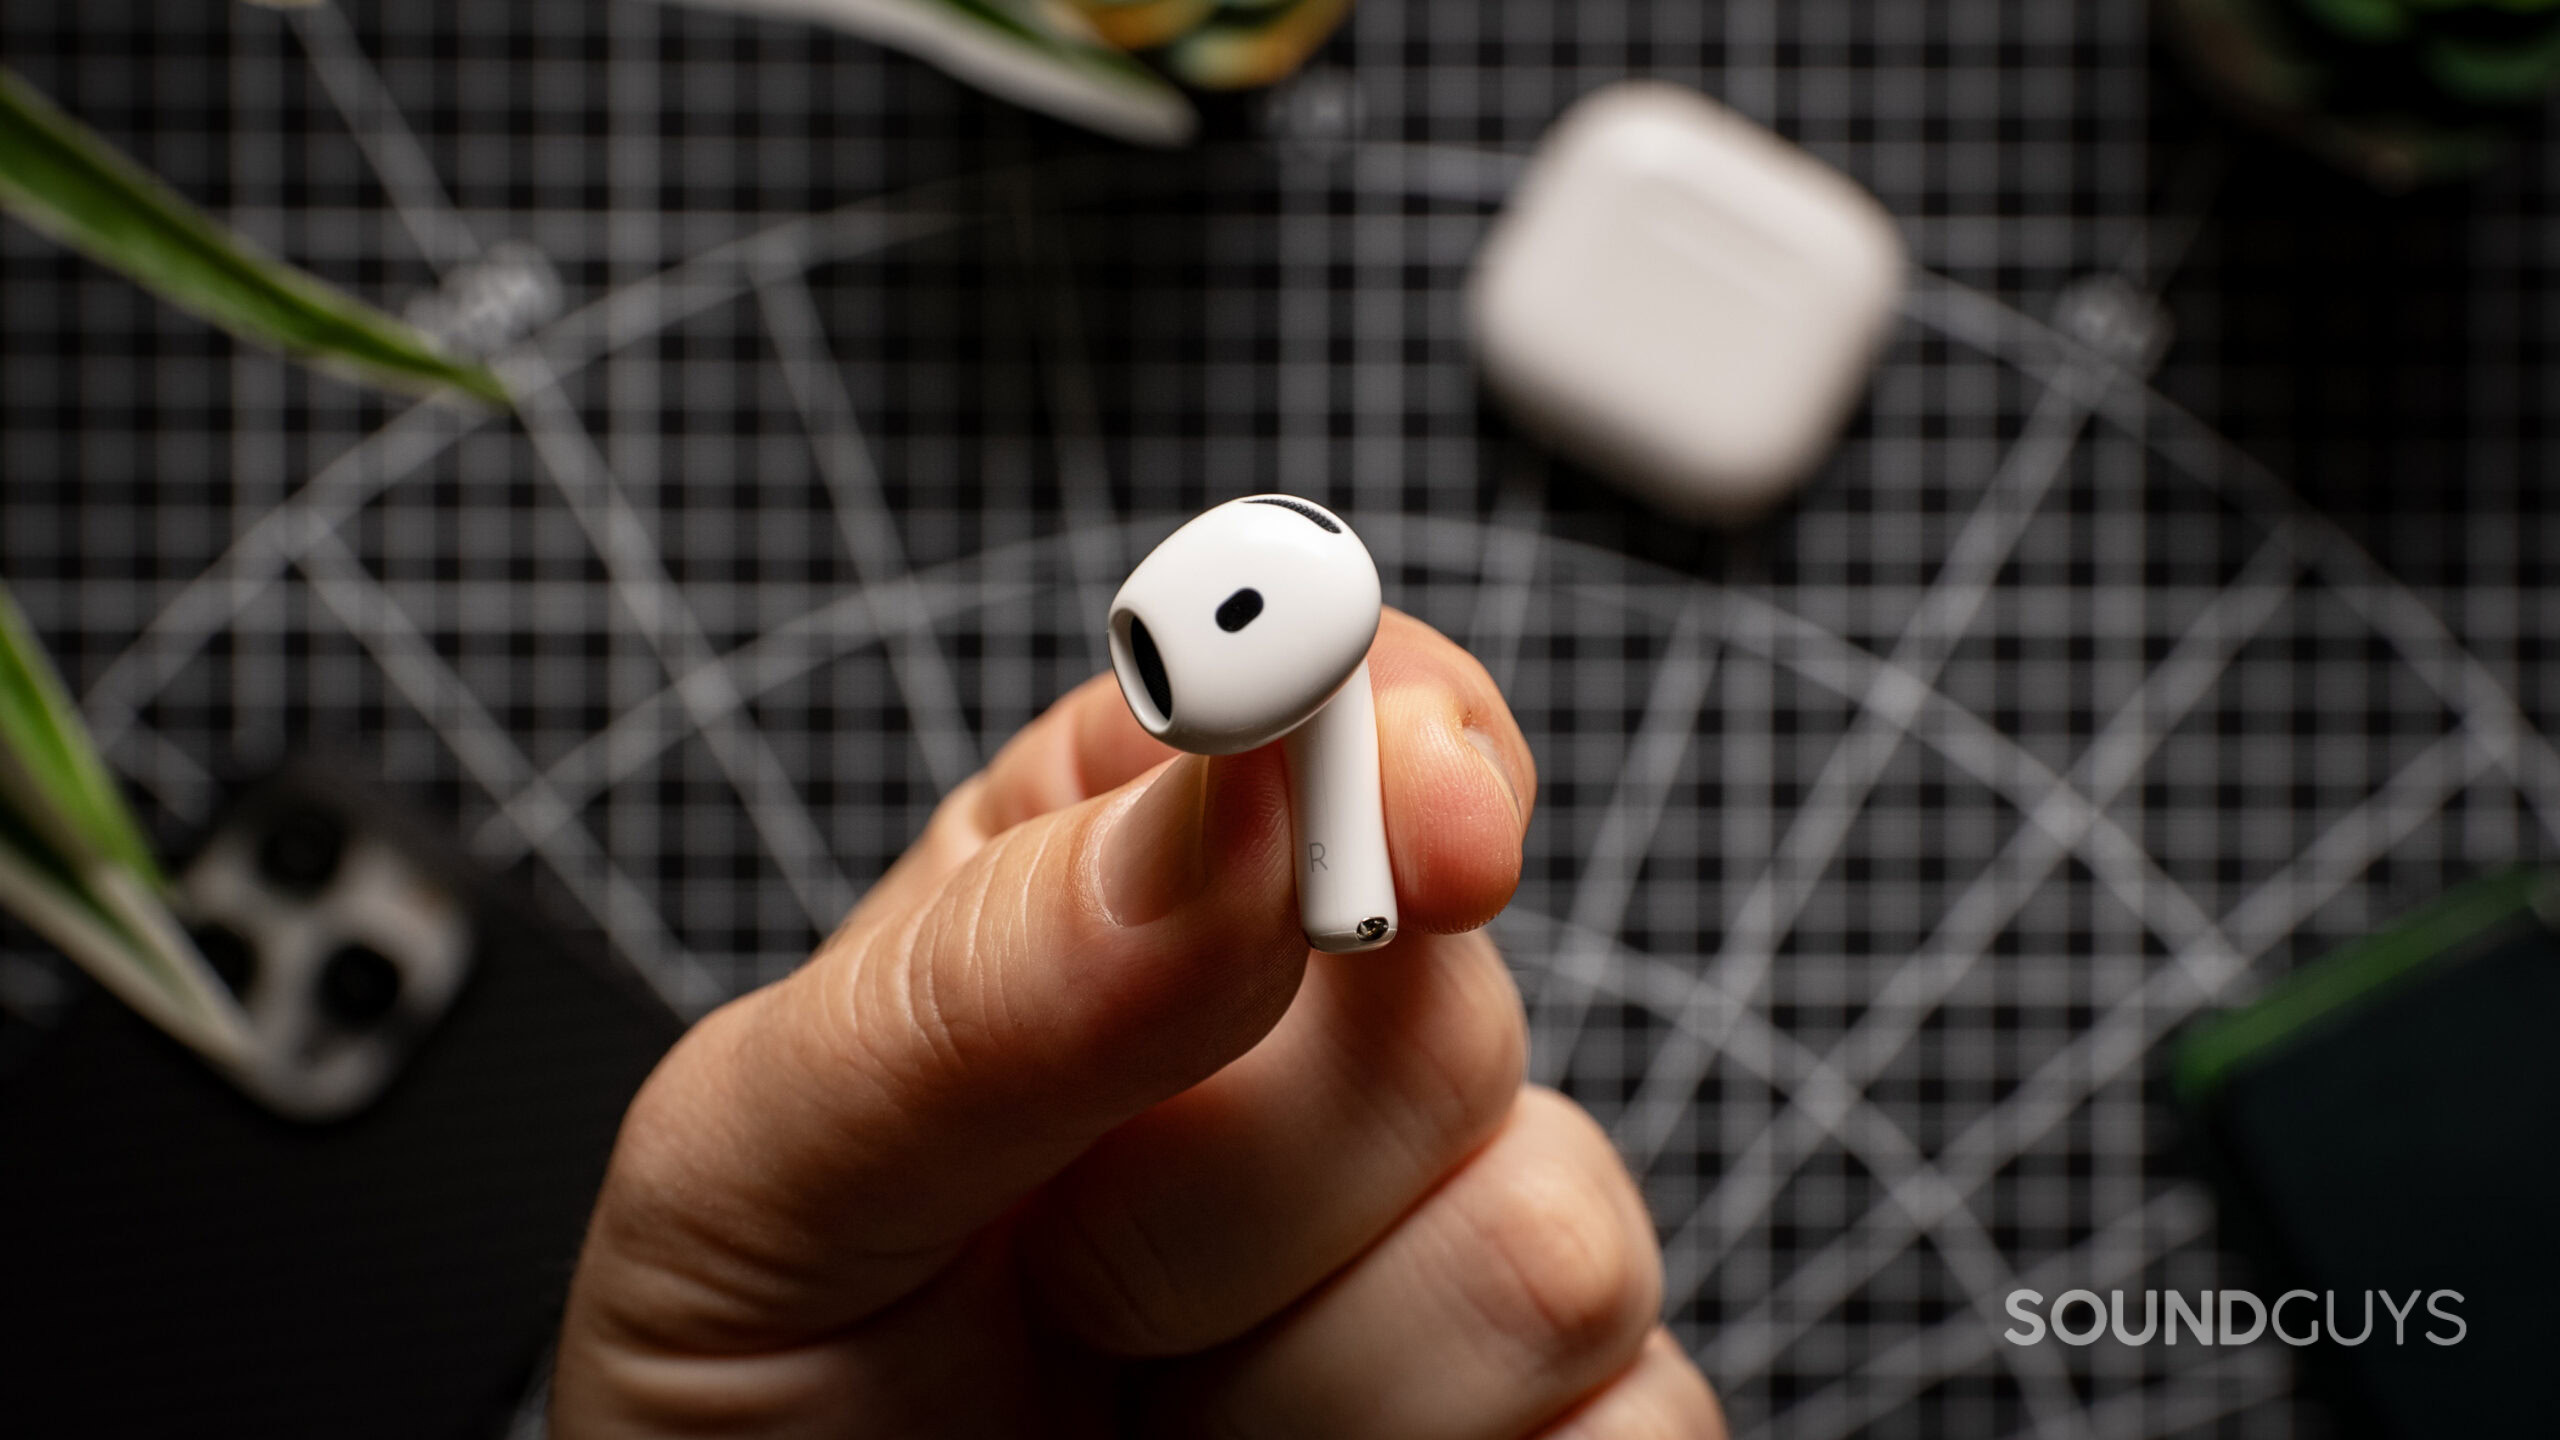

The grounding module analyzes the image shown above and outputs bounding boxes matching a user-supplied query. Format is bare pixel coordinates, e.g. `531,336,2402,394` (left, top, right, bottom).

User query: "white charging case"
1469,82,1906,524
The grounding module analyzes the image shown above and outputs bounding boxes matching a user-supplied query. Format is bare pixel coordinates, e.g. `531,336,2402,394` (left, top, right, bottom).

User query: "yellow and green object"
1070,0,1357,92
651,0,1359,147
2165,0,2560,186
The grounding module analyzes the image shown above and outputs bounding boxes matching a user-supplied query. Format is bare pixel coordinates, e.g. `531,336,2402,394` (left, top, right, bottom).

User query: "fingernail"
1097,757,1213,928
1461,724,1526,830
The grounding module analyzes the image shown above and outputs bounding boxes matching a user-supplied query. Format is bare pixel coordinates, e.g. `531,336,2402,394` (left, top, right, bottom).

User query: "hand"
552,611,1725,1439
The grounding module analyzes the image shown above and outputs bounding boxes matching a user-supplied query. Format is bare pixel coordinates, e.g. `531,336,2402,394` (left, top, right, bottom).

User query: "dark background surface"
7,2,2560,1435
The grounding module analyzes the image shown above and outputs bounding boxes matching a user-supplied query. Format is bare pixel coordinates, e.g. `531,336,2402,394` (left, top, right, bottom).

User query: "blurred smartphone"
2175,869,2560,1439
0,763,683,1437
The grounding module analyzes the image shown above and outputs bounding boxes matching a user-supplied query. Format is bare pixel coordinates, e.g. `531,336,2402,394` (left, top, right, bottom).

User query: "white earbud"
1107,495,1398,954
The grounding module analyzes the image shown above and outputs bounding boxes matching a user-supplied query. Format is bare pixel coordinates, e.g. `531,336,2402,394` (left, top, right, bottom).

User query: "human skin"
552,611,1726,1439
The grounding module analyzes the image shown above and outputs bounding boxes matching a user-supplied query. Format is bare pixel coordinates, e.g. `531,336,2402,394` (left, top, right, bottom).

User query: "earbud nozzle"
1118,612,1176,730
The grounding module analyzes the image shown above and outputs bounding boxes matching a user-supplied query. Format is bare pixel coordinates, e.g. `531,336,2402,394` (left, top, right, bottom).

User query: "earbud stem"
1283,660,1398,954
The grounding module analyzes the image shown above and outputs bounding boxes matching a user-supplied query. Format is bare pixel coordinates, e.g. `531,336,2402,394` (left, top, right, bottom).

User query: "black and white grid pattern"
9,2,2560,1435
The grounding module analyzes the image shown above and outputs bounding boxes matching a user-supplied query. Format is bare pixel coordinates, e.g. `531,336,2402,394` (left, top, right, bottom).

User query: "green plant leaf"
2296,0,2415,40
1070,0,1217,52
1161,0,1355,89
2406,0,2560,14
0,583,162,888
0,582,254,1065
2426,24,2560,101
0,67,506,405
673,0,1196,144
0,806,252,1065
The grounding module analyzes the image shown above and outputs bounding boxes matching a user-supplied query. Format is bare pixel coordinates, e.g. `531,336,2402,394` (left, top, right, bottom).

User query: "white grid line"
286,2,480,275
1006,178,1124,669
1610,368,2108,1171
1769,1188,2220,1440
294,532,722,1011
502,357,860,932
1529,589,1725,1084
1461,451,1548,691
1658,534,2305,1299
1701,728,2495,1384
754,268,982,794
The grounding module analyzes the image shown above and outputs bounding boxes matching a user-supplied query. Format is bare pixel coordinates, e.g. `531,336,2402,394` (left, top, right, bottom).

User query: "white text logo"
2001,1289,2465,1347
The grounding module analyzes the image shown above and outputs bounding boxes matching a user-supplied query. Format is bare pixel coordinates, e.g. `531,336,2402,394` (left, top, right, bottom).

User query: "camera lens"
256,808,346,897
316,943,402,1028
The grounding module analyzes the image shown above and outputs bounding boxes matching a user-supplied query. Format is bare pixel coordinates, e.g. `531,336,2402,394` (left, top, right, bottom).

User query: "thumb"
569,750,1305,1351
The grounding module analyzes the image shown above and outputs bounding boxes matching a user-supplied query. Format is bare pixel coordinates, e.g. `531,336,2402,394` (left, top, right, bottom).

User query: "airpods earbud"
1108,495,1398,953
